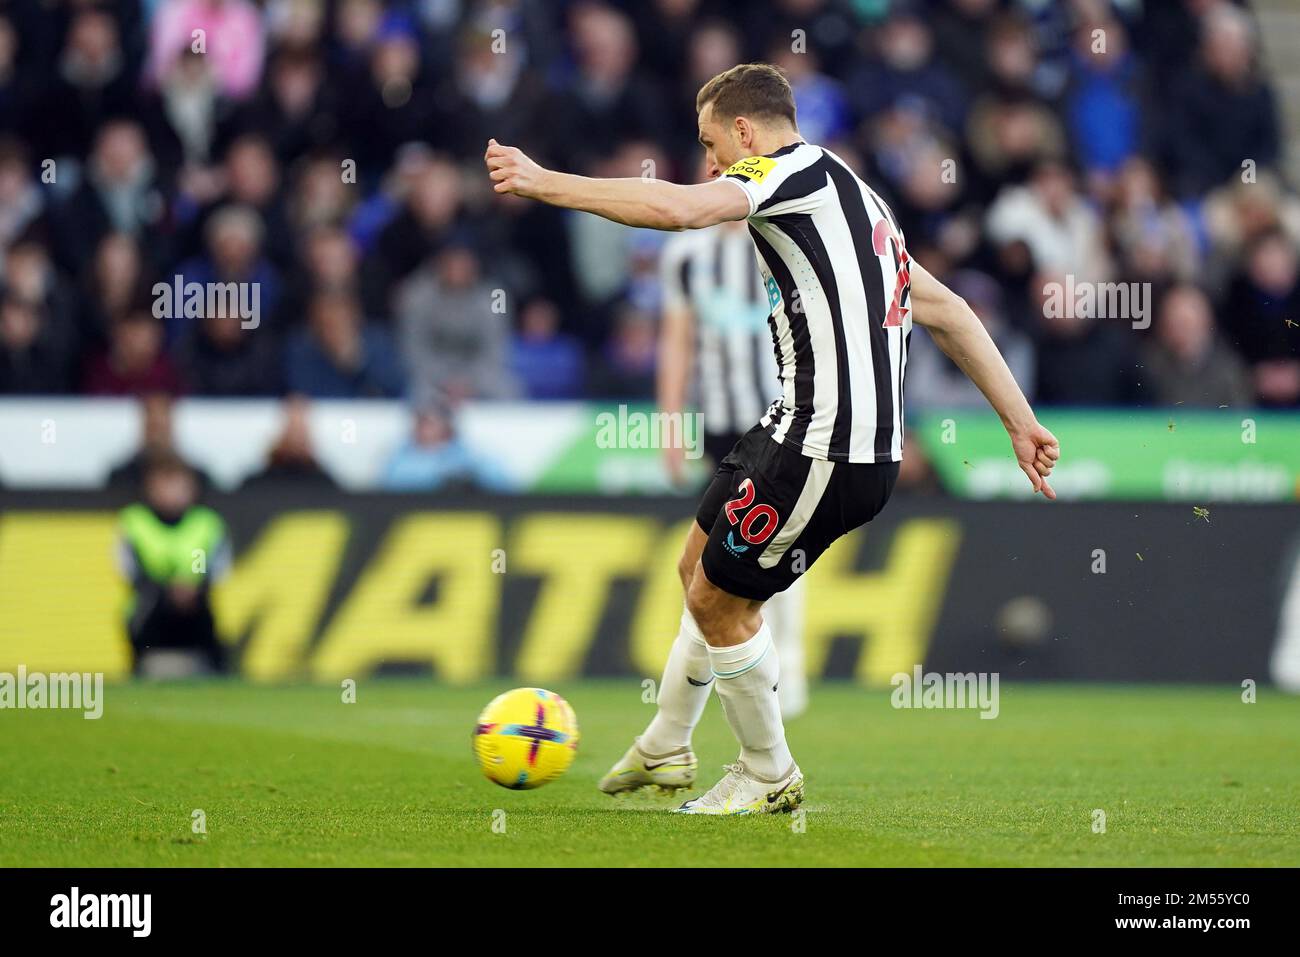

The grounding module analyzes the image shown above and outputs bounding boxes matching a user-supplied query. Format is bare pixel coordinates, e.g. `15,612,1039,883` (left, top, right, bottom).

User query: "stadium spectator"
906,270,1035,409
930,0,1001,91
338,14,436,173
179,305,282,397
544,4,668,171
475,180,581,328
382,402,508,491
632,0,706,85
963,15,1067,201
509,297,585,400
1029,270,1143,406
116,451,231,676
672,21,744,159
4,241,77,349
370,154,462,289
395,239,517,405
566,139,671,311
220,44,339,165
146,0,266,102
848,7,964,135
240,395,337,488
1061,12,1146,192
40,7,137,162
986,159,1112,285
0,138,50,255
52,120,168,274
171,205,280,344
1145,284,1253,409
0,290,76,394
107,392,212,490
265,0,328,49
865,108,966,257
1223,230,1300,408
286,289,403,398
588,304,657,399
769,44,849,146
1109,158,1199,286
82,310,184,397
1163,4,1279,197
1202,173,1300,291
281,224,385,332
78,233,154,351
143,48,224,172
759,0,859,80
212,135,293,269
348,141,434,255
427,21,545,161
0,16,34,137
981,11,1050,100
288,155,357,237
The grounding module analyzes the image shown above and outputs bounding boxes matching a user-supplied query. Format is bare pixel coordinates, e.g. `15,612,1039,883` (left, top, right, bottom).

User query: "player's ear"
734,116,753,151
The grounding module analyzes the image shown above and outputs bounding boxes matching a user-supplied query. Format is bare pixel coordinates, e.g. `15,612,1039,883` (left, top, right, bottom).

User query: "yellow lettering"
512,514,659,682
311,514,500,682
0,513,130,677
629,518,697,677
803,519,960,685
213,512,349,681
724,155,776,182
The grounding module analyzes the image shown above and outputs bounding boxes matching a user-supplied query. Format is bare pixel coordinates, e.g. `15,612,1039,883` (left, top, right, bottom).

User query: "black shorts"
704,430,743,467
695,424,899,602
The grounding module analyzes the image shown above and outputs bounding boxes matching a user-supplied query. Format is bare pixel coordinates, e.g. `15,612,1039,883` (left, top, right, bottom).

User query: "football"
472,688,580,789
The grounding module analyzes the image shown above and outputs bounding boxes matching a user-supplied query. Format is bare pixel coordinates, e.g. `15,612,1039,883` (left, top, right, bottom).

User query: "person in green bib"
116,451,232,676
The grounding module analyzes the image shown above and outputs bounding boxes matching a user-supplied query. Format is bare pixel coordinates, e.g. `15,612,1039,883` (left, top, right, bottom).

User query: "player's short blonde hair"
696,63,797,127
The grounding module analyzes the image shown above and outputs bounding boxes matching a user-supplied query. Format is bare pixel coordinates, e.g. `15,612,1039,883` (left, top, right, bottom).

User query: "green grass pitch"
2,680,1297,867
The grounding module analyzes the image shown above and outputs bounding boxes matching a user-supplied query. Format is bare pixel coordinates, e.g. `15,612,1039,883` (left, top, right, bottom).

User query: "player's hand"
663,442,688,487
1009,421,1060,500
168,582,199,610
485,139,550,200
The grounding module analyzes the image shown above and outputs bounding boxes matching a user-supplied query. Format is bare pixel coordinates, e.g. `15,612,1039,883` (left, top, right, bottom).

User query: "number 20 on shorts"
723,478,780,545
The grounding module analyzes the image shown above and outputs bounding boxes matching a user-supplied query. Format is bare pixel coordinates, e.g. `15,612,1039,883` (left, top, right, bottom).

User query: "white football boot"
673,761,804,815
598,739,698,795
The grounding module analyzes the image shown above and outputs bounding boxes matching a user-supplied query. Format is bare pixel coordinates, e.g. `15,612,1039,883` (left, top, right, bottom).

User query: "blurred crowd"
0,0,1298,418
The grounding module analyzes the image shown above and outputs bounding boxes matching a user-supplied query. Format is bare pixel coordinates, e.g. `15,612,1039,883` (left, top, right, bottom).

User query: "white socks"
639,608,713,757
639,608,797,782
708,621,792,782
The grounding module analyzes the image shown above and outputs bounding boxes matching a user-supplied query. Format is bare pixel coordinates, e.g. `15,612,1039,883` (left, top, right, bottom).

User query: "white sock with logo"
639,607,712,756
707,620,793,781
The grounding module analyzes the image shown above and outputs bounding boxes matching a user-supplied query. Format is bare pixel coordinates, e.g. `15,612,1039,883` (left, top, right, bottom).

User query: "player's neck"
746,126,803,157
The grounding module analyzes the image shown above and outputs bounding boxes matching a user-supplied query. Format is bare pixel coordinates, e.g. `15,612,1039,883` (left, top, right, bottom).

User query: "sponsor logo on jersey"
724,156,776,183
765,275,781,312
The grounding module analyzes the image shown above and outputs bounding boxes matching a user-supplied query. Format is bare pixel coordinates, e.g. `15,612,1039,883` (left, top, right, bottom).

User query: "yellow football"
472,688,580,789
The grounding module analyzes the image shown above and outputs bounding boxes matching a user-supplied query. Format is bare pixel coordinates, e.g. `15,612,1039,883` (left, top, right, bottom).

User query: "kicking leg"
674,567,803,815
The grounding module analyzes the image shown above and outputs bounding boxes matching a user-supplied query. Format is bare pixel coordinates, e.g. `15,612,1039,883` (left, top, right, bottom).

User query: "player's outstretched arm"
910,261,1060,500
485,139,749,231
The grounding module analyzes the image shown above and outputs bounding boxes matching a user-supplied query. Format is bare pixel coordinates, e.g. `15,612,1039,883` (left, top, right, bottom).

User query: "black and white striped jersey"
722,141,912,463
659,224,779,438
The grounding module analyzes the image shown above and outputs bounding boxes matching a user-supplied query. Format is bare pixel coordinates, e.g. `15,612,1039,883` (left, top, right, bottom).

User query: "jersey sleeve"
722,149,826,218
